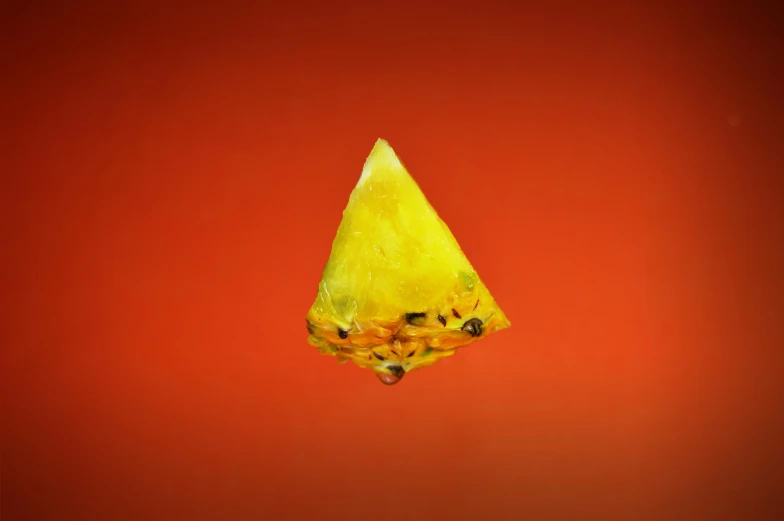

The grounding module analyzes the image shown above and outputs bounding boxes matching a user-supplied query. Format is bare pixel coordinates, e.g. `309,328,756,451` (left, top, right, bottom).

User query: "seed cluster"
309,310,486,366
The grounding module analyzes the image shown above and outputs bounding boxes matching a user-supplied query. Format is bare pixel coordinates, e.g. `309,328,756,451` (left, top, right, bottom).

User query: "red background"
4,2,783,520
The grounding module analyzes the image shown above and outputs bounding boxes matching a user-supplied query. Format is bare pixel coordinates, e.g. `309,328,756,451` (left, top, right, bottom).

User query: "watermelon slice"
306,139,510,385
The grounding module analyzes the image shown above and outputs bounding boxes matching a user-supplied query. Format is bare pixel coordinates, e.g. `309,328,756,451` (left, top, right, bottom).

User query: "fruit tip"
358,138,402,185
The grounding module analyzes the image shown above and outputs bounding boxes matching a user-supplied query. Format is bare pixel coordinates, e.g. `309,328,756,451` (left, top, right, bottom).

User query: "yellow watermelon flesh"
306,139,510,385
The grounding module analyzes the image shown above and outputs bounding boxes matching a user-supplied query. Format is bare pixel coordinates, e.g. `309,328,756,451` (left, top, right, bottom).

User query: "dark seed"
373,352,385,361
474,300,479,310
405,312,427,325
406,350,416,358
437,314,446,326
452,308,461,319
338,329,348,339
461,318,483,337
388,365,405,377
306,321,315,334
391,349,400,356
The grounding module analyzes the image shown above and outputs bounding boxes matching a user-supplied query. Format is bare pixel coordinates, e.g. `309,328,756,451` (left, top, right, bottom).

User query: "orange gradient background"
3,2,783,520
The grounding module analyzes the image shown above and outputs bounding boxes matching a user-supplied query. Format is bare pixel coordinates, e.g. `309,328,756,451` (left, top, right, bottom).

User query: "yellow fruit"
306,139,510,384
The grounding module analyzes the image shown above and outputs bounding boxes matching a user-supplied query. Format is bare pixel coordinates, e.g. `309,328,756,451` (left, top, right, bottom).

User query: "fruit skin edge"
305,281,511,384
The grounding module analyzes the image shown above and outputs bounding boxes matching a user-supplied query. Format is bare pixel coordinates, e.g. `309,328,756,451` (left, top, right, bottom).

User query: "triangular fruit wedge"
306,139,510,385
